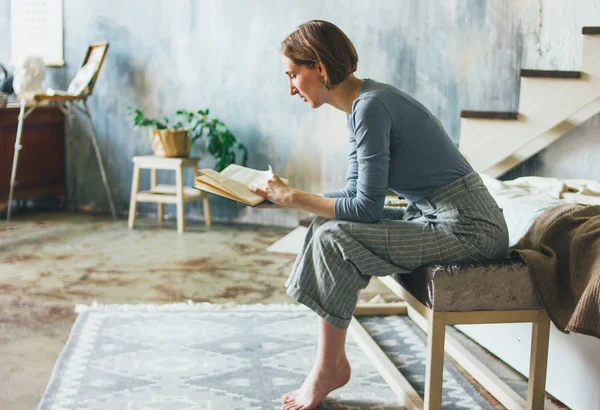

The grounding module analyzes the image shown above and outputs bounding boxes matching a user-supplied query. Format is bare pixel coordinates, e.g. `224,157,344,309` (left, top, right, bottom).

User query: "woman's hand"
250,176,336,218
248,174,295,207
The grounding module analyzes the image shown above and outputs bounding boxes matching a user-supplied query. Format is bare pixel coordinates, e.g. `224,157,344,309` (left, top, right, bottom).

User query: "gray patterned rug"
38,303,492,409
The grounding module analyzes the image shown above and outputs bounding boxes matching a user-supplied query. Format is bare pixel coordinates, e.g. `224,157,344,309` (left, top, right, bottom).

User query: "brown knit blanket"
510,204,600,339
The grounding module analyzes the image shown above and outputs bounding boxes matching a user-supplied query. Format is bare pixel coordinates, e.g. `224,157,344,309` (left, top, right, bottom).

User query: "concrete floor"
0,212,566,409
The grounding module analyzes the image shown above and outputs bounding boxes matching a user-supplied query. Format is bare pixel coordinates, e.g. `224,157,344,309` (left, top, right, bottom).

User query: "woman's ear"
316,63,329,87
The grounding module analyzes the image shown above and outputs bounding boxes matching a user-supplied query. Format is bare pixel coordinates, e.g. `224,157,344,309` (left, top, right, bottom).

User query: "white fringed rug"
38,302,492,410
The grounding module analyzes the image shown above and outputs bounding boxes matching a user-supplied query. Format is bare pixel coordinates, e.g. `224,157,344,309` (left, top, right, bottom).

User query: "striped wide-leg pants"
285,172,509,328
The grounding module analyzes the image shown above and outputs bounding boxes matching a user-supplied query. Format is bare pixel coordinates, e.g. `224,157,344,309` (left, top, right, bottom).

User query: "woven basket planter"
149,128,191,157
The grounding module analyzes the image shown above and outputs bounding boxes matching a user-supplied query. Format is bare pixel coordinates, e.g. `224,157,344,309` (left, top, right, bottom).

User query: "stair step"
460,27,600,175
583,27,600,35
484,97,600,177
520,69,582,79
460,111,518,120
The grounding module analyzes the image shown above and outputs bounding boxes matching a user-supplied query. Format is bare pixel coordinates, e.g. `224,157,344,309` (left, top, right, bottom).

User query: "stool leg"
194,165,211,228
151,168,163,222
175,165,184,234
424,311,446,410
128,164,140,229
527,311,550,410
202,192,212,228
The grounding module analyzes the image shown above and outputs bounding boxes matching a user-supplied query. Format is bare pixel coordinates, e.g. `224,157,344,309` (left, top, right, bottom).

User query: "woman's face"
281,56,327,109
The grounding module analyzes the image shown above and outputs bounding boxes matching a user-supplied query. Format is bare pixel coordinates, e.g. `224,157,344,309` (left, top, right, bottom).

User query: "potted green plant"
127,107,248,171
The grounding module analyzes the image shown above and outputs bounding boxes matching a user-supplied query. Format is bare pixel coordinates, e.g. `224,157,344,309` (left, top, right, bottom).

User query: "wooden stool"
128,155,211,233
350,258,550,410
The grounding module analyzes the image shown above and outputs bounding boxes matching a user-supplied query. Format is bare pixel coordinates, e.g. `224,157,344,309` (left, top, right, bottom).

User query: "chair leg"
128,164,140,229
175,165,185,234
527,311,550,410
424,311,446,410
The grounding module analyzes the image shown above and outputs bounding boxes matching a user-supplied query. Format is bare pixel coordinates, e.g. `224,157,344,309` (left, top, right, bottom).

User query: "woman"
249,20,509,410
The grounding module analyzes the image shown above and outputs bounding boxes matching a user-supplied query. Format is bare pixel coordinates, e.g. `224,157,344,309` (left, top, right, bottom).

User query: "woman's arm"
289,190,336,218
251,99,391,222
332,98,392,222
322,140,358,199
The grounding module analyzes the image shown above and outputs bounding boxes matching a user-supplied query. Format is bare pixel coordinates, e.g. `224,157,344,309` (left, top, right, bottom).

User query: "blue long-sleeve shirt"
324,78,473,223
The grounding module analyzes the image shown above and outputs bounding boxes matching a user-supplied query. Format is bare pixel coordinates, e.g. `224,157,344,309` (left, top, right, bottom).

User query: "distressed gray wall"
1,0,599,226
505,0,600,182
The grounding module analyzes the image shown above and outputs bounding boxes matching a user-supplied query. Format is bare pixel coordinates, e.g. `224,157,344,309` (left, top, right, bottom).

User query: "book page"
200,168,264,203
221,164,273,186
221,164,289,185
195,175,236,197
194,180,265,206
195,179,250,205
195,176,264,206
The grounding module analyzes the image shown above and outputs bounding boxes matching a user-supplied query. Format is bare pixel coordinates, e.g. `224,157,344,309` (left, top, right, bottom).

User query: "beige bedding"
511,204,600,339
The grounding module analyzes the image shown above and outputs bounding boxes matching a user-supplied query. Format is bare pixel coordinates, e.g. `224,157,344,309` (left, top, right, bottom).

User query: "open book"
193,164,288,206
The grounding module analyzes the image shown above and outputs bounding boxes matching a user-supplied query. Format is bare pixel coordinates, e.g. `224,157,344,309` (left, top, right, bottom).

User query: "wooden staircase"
459,27,600,177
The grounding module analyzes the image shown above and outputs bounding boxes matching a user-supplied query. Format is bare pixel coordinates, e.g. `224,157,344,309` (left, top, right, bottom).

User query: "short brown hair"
280,20,358,89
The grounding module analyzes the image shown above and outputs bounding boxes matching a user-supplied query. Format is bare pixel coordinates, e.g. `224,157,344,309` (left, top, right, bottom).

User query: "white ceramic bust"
12,56,45,98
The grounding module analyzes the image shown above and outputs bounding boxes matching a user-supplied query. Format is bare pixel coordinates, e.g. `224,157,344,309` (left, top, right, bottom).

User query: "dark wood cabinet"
0,105,65,204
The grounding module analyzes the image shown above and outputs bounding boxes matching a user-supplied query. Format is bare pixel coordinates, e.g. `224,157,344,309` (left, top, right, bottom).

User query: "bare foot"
281,357,351,410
